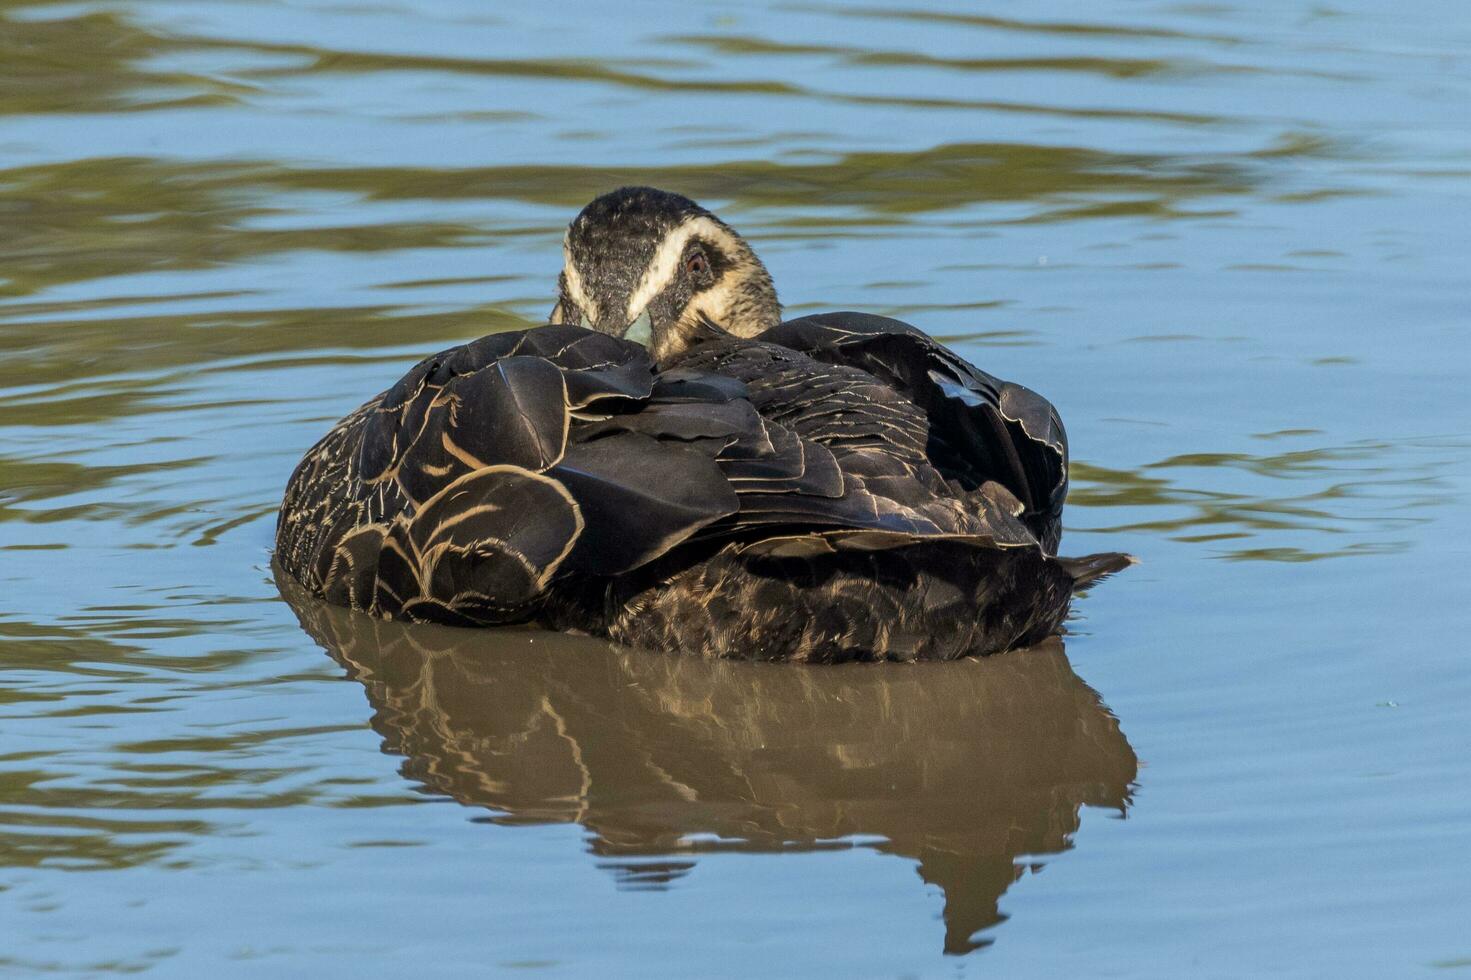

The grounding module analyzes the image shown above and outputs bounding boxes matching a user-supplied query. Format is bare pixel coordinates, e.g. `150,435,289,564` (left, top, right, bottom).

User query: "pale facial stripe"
561,233,599,326
623,216,738,325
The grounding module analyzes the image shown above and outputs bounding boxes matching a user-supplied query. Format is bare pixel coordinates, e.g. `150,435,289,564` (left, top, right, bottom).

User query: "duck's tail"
1056,551,1137,591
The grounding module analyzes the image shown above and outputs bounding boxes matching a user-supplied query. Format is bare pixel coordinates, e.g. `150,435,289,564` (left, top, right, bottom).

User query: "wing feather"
279,320,1063,629
759,312,1068,552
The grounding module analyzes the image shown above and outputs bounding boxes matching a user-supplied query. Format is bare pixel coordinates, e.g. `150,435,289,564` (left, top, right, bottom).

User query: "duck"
275,186,1132,662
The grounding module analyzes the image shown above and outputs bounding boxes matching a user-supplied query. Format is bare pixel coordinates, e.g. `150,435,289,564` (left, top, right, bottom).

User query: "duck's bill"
624,308,653,346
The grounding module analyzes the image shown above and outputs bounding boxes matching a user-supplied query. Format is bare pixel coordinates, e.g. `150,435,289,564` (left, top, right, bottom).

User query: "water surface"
2,0,1469,975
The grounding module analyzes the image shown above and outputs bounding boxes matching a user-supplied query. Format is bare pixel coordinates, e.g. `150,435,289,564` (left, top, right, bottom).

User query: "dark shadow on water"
279,572,1137,956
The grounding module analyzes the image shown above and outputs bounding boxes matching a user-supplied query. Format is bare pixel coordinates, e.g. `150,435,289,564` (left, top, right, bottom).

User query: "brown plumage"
275,188,1132,661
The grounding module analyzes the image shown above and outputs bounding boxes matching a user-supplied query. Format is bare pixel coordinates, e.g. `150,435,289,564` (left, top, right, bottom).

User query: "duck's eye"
685,251,710,279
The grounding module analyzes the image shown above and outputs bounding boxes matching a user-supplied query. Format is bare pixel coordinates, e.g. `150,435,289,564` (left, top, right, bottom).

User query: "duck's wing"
758,312,1068,552
280,323,1052,626
277,325,744,625
663,339,1040,552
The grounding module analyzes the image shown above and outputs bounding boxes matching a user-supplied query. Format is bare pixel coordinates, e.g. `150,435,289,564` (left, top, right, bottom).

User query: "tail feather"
1056,551,1136,591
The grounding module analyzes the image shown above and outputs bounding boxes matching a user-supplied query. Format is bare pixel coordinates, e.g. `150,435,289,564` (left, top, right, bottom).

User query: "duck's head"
550,187,781,362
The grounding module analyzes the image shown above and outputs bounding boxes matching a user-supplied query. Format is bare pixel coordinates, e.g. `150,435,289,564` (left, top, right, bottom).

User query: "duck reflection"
281,574,1137,955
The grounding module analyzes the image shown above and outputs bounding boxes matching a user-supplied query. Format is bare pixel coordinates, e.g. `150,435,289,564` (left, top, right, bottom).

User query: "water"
2,0,1469,975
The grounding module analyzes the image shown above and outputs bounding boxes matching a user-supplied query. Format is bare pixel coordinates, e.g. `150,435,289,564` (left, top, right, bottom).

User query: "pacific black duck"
276,187,1132,662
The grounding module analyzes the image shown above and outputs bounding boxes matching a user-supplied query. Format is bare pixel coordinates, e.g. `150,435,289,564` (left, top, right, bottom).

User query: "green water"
2,0,1469,975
